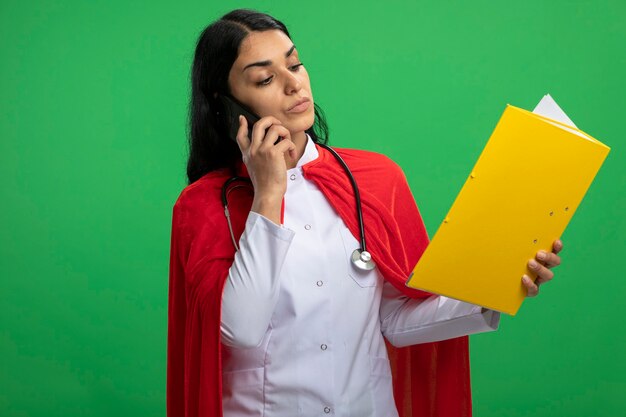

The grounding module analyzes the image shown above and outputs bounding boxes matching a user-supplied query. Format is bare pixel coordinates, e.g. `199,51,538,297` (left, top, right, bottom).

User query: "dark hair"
186,8,330,184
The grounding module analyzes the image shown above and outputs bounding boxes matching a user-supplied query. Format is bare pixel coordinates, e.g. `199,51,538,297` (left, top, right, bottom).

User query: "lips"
287,97,310,112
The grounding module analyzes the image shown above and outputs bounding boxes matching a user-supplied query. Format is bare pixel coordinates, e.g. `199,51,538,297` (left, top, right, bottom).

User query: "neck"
285,130,308,170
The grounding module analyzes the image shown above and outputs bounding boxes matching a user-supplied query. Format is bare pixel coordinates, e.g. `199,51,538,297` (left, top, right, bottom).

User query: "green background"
1,1,624,416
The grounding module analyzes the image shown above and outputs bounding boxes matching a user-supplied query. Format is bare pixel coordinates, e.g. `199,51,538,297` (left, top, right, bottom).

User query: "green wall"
1,1,624,416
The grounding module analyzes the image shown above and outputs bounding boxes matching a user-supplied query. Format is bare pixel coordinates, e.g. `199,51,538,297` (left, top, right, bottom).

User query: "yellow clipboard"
405,95,611,315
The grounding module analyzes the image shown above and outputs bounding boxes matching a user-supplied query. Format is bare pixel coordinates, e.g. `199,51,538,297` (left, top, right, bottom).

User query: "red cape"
167,144,472,416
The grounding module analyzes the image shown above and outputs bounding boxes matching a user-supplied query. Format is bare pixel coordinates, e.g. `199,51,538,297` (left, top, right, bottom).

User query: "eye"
257,77,272,86
256,63,304,87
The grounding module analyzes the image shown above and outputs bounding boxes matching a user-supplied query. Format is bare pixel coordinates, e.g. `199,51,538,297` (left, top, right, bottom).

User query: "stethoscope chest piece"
351,249,376,271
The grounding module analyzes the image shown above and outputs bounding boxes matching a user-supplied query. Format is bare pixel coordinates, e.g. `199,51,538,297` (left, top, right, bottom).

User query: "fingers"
235,115,250,154
553,239,563,255
273,136,297,160
523,239,564,298
257,123,292,151
247,117,295,161
237,115,293,159
536,250,561,268
522,275,539,297
250,116,286,150
528,258,554,286
259,128,296,162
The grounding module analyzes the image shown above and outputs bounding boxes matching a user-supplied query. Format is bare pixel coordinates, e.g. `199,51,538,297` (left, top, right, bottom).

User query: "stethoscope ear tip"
351,249,376,271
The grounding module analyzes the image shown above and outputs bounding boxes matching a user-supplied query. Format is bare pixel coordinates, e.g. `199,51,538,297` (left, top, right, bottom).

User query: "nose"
283,68,303,94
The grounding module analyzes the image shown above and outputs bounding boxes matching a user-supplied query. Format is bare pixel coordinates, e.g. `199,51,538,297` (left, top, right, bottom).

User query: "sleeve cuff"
247,211,295,242
479,307,501,331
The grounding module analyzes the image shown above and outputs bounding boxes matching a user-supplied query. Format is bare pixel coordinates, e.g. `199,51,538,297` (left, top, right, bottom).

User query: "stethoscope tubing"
316,143,368,253
221,176,252,252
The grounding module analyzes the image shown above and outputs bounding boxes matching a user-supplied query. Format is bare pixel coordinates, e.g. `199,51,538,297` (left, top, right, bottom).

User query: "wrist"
251,194,283,225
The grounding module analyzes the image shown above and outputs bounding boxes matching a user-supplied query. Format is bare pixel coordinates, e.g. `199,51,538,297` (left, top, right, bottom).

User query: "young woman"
167,8,563,417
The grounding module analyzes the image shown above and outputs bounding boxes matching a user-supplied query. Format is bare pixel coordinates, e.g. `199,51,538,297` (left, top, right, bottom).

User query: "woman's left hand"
522,239,563,297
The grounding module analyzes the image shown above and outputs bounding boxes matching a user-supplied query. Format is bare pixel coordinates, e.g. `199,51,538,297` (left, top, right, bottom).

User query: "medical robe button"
304,224,312,230
320,344,328,350
324,406,331,413
316,280,323,287
290,173,296,180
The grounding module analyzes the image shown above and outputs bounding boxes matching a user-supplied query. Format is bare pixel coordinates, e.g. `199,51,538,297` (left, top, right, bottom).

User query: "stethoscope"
221,142,376,271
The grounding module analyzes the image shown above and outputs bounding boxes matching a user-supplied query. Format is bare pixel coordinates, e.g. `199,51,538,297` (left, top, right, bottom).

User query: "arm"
380,280,500,347
167,193,294,416
220,211,295,348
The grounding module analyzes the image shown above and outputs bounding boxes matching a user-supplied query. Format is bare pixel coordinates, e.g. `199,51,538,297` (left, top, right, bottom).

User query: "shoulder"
171,169,230,221
333,146,404,178
327,146,413,204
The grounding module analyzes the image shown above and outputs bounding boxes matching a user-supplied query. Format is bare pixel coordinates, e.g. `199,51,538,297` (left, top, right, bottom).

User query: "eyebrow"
242,44,296,72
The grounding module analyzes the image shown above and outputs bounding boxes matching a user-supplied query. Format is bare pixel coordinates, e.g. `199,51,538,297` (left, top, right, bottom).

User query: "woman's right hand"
235,115,296,224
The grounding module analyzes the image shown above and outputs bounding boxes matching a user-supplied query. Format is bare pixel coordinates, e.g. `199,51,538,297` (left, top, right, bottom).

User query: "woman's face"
227,30,315,136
